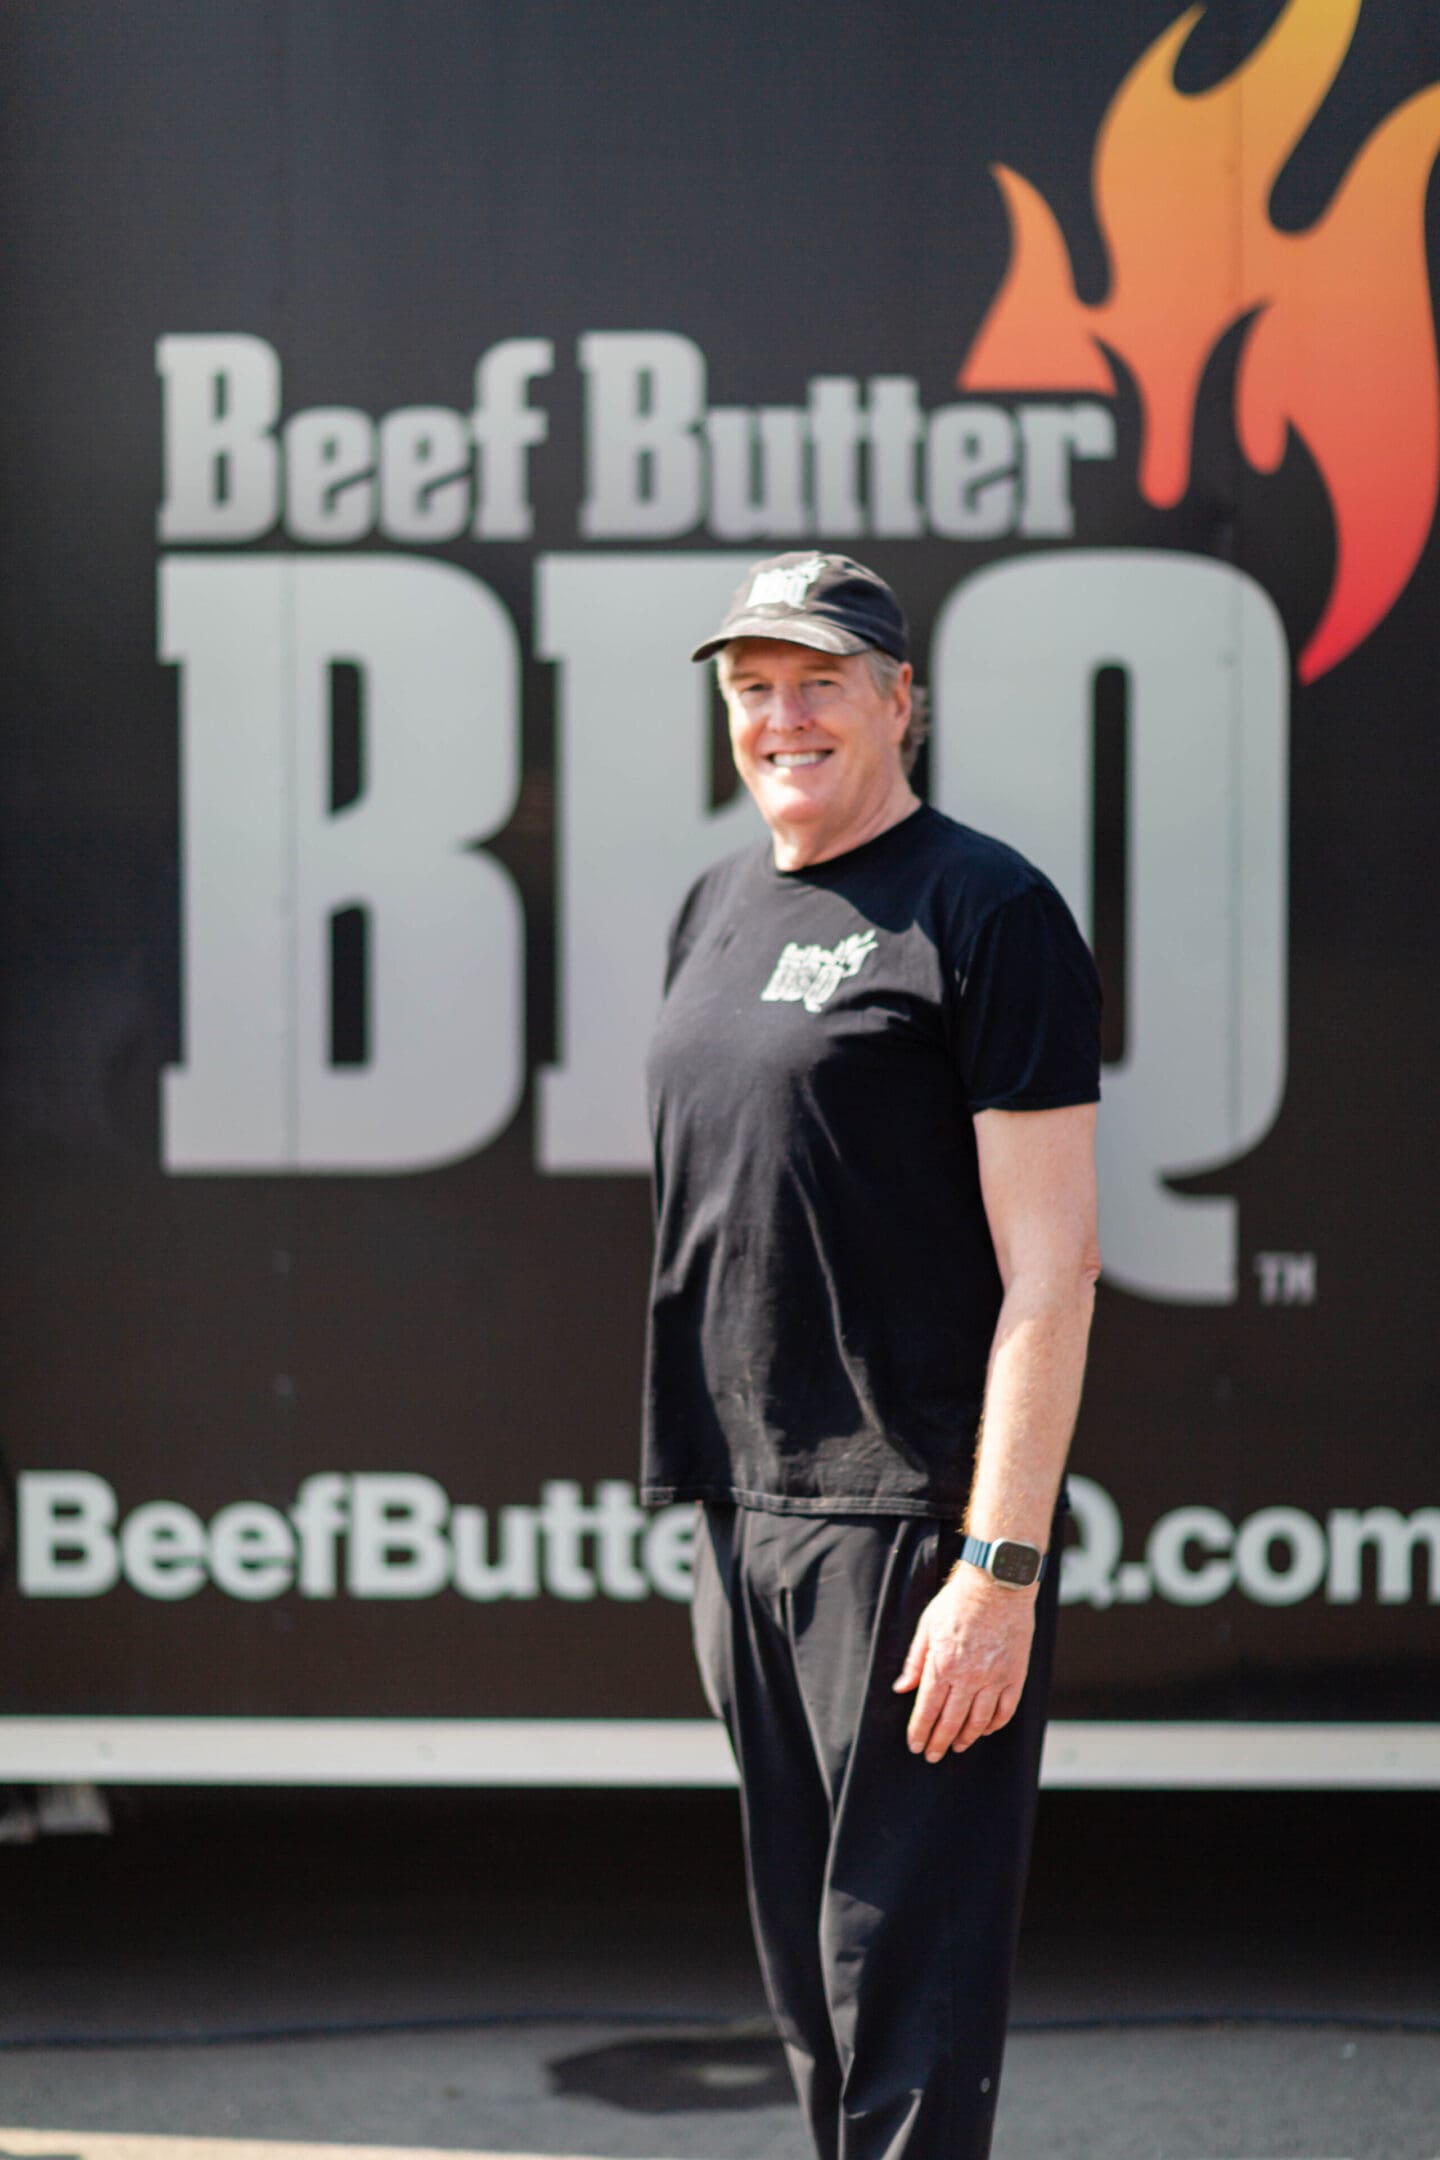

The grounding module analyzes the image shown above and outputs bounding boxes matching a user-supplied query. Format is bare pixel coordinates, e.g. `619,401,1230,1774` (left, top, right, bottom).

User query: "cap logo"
745,554,829,610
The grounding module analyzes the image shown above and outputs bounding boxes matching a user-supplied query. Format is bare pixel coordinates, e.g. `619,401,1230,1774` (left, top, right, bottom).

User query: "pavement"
0,1786,1436,2159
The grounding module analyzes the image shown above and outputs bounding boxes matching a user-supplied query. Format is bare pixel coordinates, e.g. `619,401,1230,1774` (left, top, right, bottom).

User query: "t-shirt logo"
761,930,878,1014
745,554,829,610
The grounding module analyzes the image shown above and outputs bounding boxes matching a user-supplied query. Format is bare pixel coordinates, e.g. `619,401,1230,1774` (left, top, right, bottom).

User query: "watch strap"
960,1533,1047,1585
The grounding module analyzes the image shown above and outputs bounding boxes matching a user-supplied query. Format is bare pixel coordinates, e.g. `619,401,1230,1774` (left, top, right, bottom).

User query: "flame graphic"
960,0,1440,681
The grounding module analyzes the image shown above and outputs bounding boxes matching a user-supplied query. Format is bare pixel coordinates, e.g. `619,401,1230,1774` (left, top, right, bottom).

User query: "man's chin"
758,773,835,821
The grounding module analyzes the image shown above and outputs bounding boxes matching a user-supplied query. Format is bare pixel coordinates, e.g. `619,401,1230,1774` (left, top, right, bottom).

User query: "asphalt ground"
1,1788,1437,2159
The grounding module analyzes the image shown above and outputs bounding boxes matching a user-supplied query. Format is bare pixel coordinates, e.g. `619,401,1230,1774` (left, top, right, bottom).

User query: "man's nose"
770,683,814,727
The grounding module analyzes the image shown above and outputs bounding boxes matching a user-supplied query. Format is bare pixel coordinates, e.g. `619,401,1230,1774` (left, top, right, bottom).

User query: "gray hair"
860,648,930,778
716,643,930,778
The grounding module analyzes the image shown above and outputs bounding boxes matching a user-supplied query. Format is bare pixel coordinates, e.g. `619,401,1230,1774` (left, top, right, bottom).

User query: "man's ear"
891,661,914,741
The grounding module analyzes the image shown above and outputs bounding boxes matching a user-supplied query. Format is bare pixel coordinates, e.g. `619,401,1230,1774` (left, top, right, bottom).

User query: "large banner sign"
2,0,1437,1783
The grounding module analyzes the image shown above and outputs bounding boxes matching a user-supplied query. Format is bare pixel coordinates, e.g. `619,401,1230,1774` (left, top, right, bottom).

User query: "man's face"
722,638,912,861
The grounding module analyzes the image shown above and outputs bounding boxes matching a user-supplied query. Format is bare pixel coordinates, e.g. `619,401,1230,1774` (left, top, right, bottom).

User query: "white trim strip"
0,1719,735,1788
0,1718,1437,1788
0,2137,599,2160
1041,1720,1440,1788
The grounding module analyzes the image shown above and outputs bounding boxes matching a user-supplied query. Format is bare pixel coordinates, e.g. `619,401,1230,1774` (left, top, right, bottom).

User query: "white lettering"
284,408,376,544
1059,1474,1123,1609
1234,1505,1329,1606
16,1476,727,1607
705,408,810,540
579,331,706,539
925,404,1017,538
1327,1507,1440,1605
593,1480,650,1600
160,556,291,1165
161,335,558,550
158,338,1120,553
121,1501,207,1600
291,558,524,1168
18,1472,121,1597
451,1505,541,1600
471,337,553,540
26,1473,1434,1611
290,1474,349,1597
1254,1250,1318,1306
868,377,925,537
1017,402,1115,537
158,333,281,542
1051,1479,1440,1613
807,377,866,536
537,552,763,1170
207,1502,295,1600
379,406,471,543
642,1505,697,1601
537,1479,596,1601
1146,1505,1235,1606
348,1474,452,1598
160,556,524,1172
933,552,1288,1304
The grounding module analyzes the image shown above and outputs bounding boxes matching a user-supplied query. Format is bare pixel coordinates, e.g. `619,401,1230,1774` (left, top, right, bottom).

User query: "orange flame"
960,0,1440,681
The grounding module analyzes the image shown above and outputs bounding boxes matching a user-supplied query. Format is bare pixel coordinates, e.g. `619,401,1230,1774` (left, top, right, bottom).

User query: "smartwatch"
960,1533,1046,1588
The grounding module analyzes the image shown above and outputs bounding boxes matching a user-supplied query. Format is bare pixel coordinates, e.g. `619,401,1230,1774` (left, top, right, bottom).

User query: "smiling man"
642,552,1102,2160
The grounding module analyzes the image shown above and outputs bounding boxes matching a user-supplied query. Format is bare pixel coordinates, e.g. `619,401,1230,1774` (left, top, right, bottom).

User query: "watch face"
990,1539,1041,1587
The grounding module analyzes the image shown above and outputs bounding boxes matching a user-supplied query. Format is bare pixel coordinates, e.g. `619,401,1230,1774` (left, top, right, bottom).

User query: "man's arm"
893,1101,1100,1762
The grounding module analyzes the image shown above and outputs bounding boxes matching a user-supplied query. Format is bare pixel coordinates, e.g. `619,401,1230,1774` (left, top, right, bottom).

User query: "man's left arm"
894,1101,1100,1762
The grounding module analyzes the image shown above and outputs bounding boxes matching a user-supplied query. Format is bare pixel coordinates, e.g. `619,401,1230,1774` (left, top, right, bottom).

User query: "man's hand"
893,1563,1037,1762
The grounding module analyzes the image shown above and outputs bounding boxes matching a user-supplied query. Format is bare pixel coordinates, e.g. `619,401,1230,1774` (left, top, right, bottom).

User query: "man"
642,552,1101,2160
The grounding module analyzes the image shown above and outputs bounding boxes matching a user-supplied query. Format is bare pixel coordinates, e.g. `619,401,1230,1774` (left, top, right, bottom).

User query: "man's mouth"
768,751,830,769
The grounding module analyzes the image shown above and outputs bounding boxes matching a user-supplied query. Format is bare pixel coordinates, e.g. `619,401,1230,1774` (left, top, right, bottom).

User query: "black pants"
691,1503,1060,2160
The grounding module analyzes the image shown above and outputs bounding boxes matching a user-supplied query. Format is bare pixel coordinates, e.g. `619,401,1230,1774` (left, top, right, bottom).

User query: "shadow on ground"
0,1787,1436,2157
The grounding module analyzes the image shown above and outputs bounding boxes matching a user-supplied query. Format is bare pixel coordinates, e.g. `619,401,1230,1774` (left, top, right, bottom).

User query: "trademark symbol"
1254,1251,1317,1305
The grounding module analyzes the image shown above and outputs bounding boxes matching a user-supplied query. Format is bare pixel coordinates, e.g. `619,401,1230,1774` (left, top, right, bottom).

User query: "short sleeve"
662,871,713,992
953,882,1102,1112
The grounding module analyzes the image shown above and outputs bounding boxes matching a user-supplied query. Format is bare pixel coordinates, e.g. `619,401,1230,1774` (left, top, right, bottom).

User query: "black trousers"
691,1503,1060,2160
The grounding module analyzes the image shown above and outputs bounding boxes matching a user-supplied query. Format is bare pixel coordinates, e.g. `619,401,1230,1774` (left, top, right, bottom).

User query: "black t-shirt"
642,803,1101,1518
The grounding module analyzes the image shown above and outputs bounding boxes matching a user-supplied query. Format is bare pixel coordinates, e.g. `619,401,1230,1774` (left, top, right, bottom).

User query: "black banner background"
1,0,1436,1738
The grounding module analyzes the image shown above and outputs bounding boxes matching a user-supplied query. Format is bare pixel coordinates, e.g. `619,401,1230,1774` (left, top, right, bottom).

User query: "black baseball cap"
691,552,910,665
